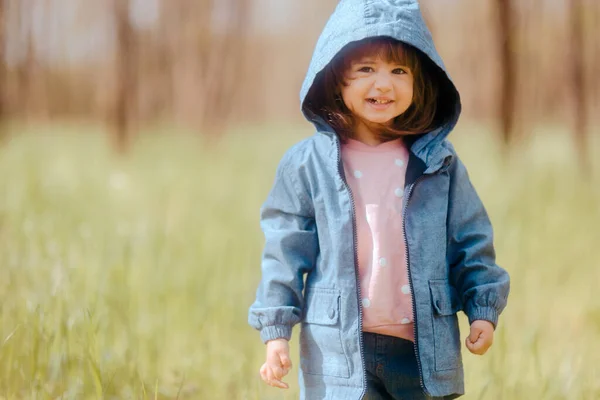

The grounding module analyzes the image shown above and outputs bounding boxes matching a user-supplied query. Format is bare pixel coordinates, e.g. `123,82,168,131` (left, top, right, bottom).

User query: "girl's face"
340,56,414,134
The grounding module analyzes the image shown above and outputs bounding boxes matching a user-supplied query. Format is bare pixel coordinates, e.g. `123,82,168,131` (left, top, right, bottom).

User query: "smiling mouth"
366,98,394,104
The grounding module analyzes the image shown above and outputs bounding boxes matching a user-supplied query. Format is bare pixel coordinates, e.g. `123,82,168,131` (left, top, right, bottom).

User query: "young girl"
249,1,510,399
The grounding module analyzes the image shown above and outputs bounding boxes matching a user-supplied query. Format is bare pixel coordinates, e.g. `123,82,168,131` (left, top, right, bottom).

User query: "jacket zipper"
402,175,429,395
403,158,450,396
334,137,367,399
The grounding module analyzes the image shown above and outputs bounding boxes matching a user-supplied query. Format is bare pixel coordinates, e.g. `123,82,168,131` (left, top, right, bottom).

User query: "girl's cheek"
397,79,414,91
394,75,411,83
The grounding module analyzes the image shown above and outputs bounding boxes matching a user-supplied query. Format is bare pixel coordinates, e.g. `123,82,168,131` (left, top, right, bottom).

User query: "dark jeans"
362,332,446,400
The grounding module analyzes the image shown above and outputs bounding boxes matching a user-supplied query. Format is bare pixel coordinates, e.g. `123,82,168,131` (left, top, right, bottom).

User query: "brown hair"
303,37,455,143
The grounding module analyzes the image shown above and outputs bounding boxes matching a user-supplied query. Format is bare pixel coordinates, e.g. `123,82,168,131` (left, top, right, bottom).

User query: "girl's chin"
363,116,397,126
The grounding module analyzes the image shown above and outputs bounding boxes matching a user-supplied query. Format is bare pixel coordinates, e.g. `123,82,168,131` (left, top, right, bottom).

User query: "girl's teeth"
369,99,392,104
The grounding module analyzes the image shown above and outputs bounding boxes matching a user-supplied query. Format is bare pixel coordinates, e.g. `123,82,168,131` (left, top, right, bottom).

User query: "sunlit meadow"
0,122,599,399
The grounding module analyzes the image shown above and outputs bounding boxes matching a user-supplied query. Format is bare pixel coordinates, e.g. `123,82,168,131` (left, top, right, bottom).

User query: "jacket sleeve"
248,150,319,343
446,154,510,328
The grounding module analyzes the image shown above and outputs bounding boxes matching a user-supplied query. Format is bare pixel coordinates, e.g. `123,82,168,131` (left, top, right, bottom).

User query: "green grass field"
0,122,599,399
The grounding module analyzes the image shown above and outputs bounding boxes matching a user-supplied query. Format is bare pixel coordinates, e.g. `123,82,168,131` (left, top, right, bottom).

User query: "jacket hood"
300,0,461,156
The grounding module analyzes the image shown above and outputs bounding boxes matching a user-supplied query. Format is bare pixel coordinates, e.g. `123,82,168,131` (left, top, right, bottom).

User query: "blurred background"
1,0,599,145
0,0,598,399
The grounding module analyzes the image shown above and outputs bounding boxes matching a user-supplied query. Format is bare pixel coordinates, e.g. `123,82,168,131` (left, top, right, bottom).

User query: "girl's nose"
374,72,392,92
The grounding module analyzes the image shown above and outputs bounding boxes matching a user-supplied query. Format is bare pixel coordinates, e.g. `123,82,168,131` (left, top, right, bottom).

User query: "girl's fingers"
465,335,488,355
280,353,292,370
271,364,285,380
279,355,292,376
261,346,292,389
259,363,269,382
465,336,479,351
260,362,290,389
468,328,482,344
270,379,289,389
465,337,473,350
265,366,275,382
265,366,289,389
266,349,292,379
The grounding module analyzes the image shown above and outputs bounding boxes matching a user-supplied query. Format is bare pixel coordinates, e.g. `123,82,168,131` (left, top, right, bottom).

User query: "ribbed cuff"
467,307,499,329
260,325,292,344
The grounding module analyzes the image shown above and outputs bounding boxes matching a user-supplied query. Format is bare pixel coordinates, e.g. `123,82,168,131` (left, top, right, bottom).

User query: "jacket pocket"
429,279,463,371
299,287,350,378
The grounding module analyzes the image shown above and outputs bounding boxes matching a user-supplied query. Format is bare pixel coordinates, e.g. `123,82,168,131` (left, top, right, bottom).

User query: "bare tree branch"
570,0,590,173
496,0,516,147
113,0,137,153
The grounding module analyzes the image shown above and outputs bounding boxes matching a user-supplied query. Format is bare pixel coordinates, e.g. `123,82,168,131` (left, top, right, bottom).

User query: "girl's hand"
465,320,494,355
259,338,292,389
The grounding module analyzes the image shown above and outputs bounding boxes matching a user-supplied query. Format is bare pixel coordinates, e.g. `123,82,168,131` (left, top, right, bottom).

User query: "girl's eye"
392,68,407,75
357,66,373,73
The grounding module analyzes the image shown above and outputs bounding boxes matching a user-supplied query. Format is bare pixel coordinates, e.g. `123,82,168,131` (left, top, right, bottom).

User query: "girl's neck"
352,120,382,146
352,119,393,146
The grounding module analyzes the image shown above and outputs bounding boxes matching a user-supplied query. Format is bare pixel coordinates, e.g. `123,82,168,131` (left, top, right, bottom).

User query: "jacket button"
328,308,336,319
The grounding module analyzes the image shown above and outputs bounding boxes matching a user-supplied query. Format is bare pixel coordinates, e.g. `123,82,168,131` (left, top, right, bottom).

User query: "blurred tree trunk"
198,0,250,135
15,0,36,121
570,0,589,173
113,0,137,153
24,33,35,118
496,0,516,147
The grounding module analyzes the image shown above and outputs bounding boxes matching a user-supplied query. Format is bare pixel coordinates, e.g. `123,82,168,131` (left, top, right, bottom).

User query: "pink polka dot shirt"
341,137,414,342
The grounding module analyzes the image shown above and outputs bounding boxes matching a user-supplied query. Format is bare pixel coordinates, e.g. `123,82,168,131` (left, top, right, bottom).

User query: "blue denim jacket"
249,1,510,398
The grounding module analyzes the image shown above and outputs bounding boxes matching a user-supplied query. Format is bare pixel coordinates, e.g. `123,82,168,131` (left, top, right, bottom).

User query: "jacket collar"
319,122,453,176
